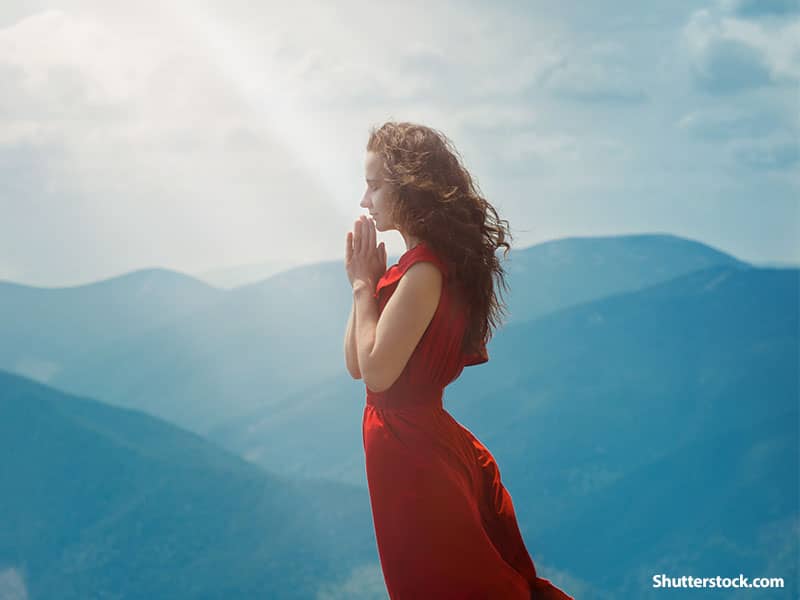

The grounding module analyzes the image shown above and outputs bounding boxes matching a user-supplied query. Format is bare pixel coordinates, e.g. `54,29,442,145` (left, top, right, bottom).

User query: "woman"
344,122,573,599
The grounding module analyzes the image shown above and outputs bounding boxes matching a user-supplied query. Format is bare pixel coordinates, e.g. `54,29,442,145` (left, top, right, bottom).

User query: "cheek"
376,191,393,212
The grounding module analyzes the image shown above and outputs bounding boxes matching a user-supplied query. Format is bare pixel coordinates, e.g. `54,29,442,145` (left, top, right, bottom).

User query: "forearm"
353,281,379,388
344,300,361,378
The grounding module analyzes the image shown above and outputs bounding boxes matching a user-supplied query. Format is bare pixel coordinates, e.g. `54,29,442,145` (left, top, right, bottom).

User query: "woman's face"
360,150,397,232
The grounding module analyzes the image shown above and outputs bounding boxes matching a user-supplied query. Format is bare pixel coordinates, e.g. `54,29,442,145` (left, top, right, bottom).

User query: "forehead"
364,151,383,177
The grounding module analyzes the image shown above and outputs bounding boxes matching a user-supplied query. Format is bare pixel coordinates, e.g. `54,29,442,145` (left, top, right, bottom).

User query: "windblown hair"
366,121,513,358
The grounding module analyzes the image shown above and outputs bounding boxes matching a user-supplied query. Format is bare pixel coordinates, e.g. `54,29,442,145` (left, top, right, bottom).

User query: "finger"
370,216,376,250
345,231,352,261
359,215,367,251
353,220,361,254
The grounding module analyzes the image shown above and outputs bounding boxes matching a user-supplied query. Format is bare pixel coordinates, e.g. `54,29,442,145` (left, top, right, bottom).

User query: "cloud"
502,131,580,164
683,4,800,94
731,136,800,170
692,37,773,93
676,2,799,172
1,0,798,283
0,8,354,285
729,0,800,18
677,107,799,172
541,43,648,104
0,10,254,143
450,104,538,136
677,108,784,140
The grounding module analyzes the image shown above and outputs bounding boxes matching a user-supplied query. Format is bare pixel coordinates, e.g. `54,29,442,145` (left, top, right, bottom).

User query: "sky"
1,0,798,287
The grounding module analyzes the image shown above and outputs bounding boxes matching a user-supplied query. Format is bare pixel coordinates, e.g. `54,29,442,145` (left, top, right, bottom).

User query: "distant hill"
501,232,747,325
753,260,800,269
193,258,304,289
0,371,382,599
50,259,353,432
0,268,225,383
27,233,750,434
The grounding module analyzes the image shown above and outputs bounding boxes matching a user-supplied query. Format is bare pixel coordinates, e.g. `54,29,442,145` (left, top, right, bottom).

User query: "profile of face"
360,150,397,232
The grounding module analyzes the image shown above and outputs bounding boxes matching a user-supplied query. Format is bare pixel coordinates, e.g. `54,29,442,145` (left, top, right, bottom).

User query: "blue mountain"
0,370,380,599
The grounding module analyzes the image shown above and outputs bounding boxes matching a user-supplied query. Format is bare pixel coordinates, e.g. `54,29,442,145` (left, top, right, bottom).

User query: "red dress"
362,241,573,600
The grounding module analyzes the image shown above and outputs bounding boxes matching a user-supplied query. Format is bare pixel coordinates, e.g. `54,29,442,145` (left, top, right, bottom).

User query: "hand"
345,215,386,290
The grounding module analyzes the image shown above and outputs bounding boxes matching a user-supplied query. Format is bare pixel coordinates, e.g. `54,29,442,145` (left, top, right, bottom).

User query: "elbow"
345,359,362,380
344,347,361,379
365,380,388,394
361,358,384,392
362,356,405,393
362,371,384,393
363,368,395,394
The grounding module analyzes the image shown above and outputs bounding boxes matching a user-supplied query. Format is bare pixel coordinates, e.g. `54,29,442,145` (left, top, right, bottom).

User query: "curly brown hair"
366,121,513,359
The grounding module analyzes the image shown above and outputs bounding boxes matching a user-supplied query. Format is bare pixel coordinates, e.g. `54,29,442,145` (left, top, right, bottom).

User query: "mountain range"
1,232,796,598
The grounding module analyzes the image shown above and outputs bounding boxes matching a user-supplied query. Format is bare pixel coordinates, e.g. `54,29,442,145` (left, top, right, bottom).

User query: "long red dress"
362,241,574,600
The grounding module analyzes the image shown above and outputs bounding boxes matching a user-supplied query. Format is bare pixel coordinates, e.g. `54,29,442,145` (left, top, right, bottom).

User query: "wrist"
352,279,374,295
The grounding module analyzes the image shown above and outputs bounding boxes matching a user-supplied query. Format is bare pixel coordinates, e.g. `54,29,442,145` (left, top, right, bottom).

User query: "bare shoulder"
379,260,442,328
396,260,443,298
400,260,443,291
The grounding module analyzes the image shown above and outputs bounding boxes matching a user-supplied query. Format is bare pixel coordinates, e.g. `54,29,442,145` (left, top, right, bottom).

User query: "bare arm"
354,262,441,393
344,299,362,379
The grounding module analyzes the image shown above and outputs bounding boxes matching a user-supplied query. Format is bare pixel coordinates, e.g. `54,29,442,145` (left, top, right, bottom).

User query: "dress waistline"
366,385,444,411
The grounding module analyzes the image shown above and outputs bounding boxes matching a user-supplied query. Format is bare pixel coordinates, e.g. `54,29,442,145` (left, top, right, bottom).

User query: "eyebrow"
366,178,380,183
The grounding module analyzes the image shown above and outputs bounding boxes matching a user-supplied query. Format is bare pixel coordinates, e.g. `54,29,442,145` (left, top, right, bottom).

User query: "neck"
402,232,422,251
